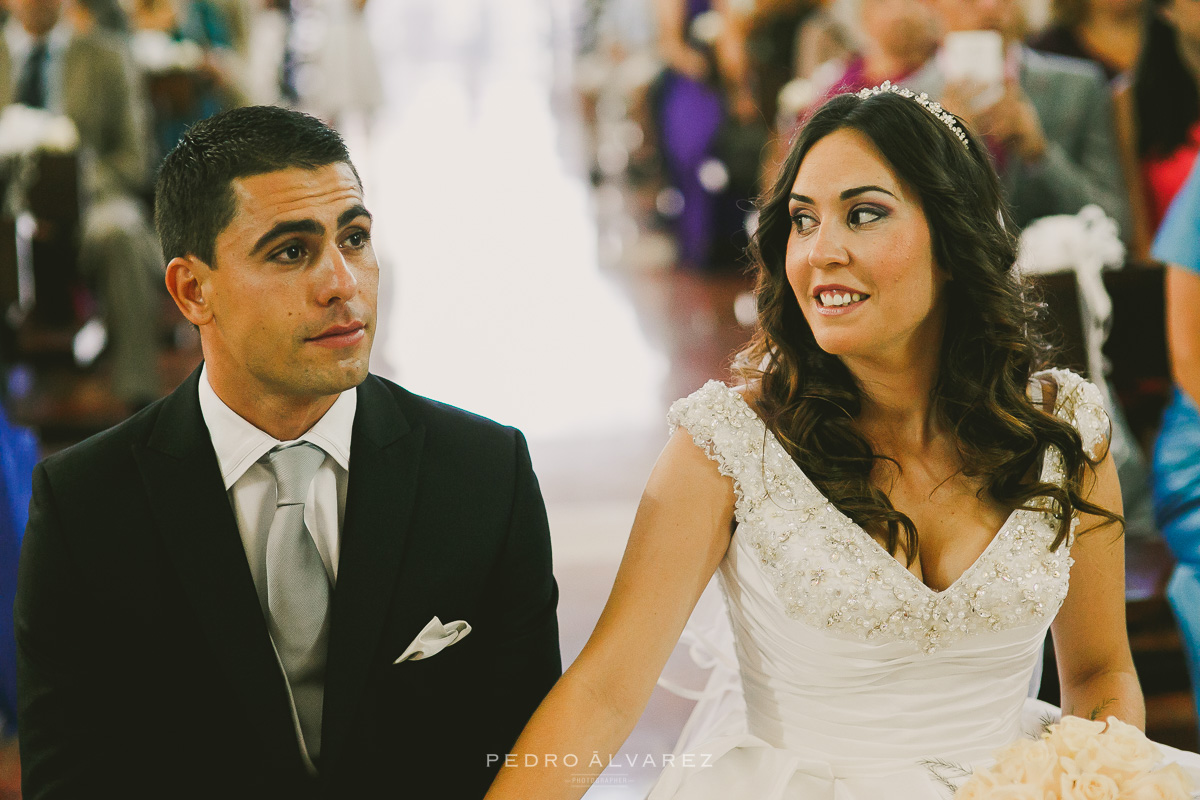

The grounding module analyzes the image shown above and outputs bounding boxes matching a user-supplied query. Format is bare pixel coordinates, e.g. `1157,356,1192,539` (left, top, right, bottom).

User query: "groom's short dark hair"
154,105,360,269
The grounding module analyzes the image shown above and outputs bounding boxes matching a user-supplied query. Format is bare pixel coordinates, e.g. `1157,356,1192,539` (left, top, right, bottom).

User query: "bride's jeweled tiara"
855,80,970,150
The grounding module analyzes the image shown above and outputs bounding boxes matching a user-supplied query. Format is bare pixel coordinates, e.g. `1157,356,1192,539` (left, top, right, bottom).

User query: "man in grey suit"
907,0,1131,241
2,0,161,406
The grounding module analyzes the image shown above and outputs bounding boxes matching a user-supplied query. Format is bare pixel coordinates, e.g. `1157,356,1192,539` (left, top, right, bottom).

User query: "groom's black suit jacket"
15,368,562,799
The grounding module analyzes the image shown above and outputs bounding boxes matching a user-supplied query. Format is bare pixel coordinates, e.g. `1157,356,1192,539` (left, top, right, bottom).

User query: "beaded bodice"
667,369,1110,655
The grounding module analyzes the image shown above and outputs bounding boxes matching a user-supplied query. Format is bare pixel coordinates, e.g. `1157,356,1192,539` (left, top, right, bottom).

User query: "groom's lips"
306,321,366,348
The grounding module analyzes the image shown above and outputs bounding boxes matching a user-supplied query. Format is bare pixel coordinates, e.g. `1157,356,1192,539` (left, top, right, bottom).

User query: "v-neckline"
721,385,1052,599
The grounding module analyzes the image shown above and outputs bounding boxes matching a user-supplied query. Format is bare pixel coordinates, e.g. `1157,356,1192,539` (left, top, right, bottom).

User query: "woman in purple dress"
653,0,756,270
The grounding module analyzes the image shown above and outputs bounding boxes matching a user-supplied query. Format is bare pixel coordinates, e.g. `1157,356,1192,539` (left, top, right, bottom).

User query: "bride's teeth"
818,291,867,307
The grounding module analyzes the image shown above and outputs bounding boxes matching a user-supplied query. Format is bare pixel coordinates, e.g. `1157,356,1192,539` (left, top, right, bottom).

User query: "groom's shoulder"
364,374,524,454
39,395,166,481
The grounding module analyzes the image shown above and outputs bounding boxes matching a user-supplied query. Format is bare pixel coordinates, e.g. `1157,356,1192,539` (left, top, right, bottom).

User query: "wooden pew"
0,151,83,363
26,152,81,328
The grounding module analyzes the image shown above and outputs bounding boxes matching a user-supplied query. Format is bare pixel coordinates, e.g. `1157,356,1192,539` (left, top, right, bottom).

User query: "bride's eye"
790,210,817,234
849,206,887,227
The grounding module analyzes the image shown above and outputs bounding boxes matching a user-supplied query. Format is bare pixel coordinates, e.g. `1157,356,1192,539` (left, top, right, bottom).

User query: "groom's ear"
166,255,214,326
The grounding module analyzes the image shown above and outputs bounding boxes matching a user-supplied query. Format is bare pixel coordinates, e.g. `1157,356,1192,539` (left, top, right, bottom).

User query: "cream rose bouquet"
954,717,1194,800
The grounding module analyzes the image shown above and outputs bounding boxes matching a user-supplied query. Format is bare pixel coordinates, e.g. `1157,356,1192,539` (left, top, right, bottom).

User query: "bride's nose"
806,221,850,270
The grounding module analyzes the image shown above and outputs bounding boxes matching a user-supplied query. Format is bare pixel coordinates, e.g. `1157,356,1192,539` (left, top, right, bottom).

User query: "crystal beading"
667,370,1108,654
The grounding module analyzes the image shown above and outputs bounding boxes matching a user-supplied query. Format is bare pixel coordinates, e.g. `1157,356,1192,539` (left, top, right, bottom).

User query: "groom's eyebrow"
250,219,325,255
337,205,372,228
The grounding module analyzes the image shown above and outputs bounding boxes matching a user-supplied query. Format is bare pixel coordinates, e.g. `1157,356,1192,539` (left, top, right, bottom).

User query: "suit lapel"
320,375,425,773
133,367,305,774
0,33,12,107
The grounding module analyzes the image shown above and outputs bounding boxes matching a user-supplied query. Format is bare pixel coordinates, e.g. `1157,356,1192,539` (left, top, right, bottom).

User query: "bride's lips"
306,321,367,348
812,284,869,316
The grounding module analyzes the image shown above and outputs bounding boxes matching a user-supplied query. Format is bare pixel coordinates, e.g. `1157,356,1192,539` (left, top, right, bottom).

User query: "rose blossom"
1073,719,1160,783
1116,764,1193,800
1059,771,1120,800
991,738,1063,786
955,766,1032,800
1048,717,1109,759
955,767,1005,800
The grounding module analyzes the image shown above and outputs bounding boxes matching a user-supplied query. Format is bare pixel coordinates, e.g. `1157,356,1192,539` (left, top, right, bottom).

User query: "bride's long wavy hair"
735,91,1122,561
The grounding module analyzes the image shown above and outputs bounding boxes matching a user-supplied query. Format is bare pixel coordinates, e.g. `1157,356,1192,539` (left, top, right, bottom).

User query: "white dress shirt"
5,19,72,114
197,365,355,615
197,366,356,769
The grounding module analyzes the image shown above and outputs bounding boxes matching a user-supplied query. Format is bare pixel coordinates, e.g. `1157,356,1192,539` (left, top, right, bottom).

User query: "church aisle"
352,0,753,795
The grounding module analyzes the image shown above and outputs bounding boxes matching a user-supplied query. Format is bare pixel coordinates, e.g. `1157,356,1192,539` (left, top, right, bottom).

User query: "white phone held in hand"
941,30,1006,112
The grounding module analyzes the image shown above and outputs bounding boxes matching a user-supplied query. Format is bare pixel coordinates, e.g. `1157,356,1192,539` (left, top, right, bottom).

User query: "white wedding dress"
647,370,1200,799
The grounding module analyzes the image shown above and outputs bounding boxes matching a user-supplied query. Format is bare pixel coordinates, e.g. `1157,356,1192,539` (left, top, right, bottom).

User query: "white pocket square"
394,616,472,664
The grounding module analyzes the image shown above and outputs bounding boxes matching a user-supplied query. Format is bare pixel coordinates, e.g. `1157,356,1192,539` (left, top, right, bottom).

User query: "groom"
15,106,562,799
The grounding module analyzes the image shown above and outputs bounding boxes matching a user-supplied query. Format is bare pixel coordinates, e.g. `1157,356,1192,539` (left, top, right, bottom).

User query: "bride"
484,84,1200,798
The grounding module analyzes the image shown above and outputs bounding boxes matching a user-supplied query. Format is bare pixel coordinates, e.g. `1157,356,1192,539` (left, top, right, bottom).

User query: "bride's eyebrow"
790,185,898,204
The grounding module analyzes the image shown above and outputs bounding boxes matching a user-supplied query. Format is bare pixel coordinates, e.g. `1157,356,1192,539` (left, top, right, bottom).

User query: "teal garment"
181,0,232,49
1152,145,1200,562
1154,155,1200,273
1155,389,1200,563
1152,143,1200,737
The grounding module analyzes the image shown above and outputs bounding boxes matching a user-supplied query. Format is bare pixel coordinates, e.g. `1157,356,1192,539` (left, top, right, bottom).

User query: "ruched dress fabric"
648,371,1200,799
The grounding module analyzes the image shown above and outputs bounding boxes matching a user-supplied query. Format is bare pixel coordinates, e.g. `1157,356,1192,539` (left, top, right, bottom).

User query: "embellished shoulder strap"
1027,372,1057,414
1035,368,1112,461
667,380,769,520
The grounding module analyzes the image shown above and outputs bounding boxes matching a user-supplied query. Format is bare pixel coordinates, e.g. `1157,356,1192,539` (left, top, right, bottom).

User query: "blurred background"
0,0,1197,796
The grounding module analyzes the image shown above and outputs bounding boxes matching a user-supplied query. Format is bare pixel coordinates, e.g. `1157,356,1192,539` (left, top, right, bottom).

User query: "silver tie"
264,442,330,761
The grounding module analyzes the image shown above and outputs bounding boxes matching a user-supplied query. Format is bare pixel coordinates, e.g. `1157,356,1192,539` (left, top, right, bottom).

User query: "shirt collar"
197,365,357,490
6,18,71,60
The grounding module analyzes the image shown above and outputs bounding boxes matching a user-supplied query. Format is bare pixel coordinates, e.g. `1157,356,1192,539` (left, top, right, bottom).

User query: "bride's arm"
1049,451,1146,728
484,427,736,799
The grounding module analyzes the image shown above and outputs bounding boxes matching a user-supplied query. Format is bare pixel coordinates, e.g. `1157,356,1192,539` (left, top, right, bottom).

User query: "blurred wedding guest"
793,1,854,80
735,0,809,138
1113,0,1199,260
214,0,251,56
1029,0,1144,82
653,0,759,270
906,0,1131,239
2,0,161,408
129,0,245,153
812,0,938,101
765,0,935,187
1149,157,1200,724
131,0,232,46
67,0,128,37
